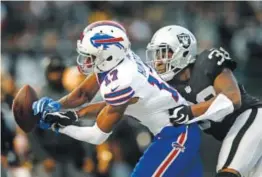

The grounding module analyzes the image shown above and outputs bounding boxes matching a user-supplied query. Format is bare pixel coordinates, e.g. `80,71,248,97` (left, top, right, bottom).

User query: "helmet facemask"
146,43,195,80
76,39,107,75
76,52,96,75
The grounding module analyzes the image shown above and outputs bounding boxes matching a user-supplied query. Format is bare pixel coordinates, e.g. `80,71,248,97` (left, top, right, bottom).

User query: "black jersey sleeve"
197,47,237,81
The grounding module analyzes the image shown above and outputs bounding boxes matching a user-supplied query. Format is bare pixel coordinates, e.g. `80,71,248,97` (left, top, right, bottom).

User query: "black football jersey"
168,47,262,141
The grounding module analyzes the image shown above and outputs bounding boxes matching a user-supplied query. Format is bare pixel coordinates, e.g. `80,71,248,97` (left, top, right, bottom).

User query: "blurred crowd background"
1,1,262,177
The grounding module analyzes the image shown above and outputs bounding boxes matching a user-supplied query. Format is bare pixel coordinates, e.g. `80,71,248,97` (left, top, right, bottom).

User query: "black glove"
44,110,79,127
168,105,194,126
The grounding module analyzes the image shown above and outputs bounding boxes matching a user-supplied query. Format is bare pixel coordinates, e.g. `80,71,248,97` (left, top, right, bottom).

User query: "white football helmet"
146,25,197,81
76,20,131,75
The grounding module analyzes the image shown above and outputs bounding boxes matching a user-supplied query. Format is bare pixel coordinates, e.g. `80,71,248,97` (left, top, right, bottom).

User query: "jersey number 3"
208,47,231,65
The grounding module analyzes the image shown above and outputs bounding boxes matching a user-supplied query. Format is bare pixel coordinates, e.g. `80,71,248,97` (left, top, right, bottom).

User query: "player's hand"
168,105,193,126
44,110,79,127
32,97,61,117
32,97,61,130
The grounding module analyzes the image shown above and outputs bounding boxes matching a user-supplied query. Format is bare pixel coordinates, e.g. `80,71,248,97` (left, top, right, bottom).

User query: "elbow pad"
59,123,112,145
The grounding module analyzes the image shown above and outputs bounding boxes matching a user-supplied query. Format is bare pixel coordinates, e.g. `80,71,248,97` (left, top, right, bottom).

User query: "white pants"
216,108,262,177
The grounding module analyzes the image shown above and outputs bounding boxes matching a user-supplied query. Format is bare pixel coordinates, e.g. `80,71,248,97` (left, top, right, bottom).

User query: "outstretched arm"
33,73,100,121
76,101,107,119
58,73,100,109
190,68,241,117
55,103,129,145
170,68,241,124
75,96,139,119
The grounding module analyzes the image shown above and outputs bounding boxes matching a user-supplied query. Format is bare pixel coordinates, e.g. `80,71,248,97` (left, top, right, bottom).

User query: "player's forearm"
190,91,240,118
76,101,107,118
58,90,90,109
190,97,217,117
190,93,234,118
94,103,128,133
58,73,99,109
219,89,241,110
187,94,234,124
59,123,111,145
214,68,242,110
59,104,125,144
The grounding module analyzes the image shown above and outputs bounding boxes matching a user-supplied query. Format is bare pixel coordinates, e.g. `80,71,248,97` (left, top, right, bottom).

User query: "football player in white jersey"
33,21,207,177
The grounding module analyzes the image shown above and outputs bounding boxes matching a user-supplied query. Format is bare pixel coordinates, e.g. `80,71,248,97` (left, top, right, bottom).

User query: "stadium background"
1,1,262,177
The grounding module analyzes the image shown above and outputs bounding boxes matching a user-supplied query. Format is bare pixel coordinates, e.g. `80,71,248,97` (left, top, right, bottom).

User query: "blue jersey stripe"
148,74,179,101
105,91,135,105
104,86,133,99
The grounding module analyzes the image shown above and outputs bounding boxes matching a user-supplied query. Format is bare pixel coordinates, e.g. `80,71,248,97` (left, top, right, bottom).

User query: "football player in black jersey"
146,25,262,177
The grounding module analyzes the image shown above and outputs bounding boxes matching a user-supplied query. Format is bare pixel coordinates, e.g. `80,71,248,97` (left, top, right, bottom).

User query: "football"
12,85,40,133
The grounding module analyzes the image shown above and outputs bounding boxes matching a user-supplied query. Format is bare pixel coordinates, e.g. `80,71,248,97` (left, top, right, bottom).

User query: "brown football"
12,85,40,133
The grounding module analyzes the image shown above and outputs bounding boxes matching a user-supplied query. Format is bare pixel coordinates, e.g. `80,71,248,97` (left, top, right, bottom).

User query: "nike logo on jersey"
111,86,120,92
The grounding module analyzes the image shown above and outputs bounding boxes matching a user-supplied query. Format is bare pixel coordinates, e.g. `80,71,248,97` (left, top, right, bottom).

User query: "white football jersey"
96,51,188,135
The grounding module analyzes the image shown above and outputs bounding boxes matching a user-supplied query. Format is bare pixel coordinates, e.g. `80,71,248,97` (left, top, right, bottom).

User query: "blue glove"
32,97,61,130
32,97,61,117
38,119,52,130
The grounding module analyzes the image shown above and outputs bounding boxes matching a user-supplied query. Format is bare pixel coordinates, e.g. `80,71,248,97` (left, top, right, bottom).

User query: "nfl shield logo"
177,33,191,49
185,86,192,93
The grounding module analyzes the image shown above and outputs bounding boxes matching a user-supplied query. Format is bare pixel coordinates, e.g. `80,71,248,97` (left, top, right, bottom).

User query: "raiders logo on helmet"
177,33,191,49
